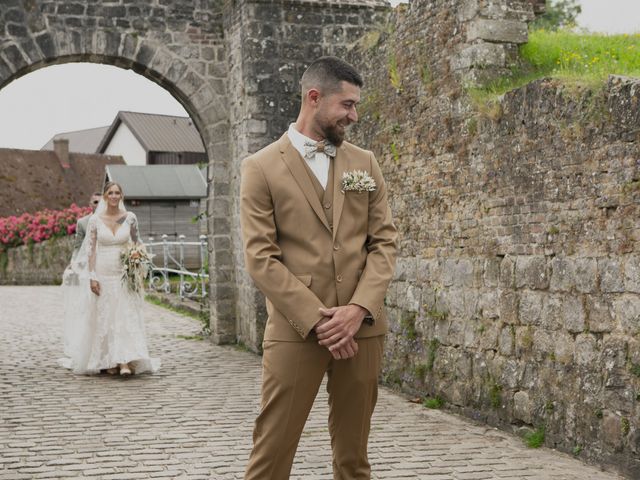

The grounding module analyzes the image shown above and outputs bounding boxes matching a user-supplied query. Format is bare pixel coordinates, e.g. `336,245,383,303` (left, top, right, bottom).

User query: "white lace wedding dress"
60,210,160,375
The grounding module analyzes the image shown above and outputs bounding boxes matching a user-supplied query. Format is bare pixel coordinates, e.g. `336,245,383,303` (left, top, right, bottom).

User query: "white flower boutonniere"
341,170,376,193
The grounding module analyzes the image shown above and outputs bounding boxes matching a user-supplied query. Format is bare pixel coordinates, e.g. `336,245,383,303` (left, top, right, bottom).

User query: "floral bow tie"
304,140,336,159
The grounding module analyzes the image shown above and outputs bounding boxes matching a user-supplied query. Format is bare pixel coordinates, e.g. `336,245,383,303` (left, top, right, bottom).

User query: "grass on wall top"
471,29,640,99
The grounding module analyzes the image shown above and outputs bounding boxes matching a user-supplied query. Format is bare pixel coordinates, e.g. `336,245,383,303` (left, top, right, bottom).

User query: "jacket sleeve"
240,156,326,339
349,152,398,322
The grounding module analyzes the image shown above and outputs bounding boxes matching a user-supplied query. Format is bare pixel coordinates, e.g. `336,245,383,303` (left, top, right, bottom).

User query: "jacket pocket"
295,274,312,287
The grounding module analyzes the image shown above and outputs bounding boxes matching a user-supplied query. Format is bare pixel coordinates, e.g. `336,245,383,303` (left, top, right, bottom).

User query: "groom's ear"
306,88,321,106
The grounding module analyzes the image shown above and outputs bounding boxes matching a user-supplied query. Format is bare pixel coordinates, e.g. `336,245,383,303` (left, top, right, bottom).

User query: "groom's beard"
318,117,349,147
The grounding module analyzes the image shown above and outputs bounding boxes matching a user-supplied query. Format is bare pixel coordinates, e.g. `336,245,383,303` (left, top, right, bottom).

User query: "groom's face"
315,80,360,146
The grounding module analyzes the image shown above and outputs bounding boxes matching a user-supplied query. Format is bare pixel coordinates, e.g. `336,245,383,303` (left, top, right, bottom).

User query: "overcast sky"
0,0,638,150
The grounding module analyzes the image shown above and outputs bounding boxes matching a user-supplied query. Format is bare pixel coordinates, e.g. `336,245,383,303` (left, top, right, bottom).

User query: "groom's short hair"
301,56,363,96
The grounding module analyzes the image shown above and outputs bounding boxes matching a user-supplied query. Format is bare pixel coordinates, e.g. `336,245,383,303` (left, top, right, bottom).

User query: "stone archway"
0,0,236,342
0,0,391,349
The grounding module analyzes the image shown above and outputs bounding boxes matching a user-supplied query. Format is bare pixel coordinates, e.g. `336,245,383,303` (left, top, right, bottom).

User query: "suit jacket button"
324,202,331,209
336,274,343,282
333,244,340,251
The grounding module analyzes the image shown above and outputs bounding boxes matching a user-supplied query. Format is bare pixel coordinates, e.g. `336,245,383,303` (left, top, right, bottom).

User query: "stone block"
463,321,479,347
445,288,467,319
500,358,521,389
498,325,514,355
602,411,624,450
550,257,575,292
93,29,121,58
120,33,138,59
479,323,499,350
563,295,585,333
479,0,536,21
400,284,421,312
165,59,188,84
442,258,456,287
467,18,528,44
519,290,543,325
457,0,479,21
586,295,615,333
540,294,562,330
394,256,417,281
0,56,11,83
613,294,640,335
499,290,518,324
515,256,549,290
451,42,506,71
454,258,475,287
513,390,532,424
483,257,500,287
247,118,267,134
553,331,574,364
575,258,598,293
478,290,500,319
599,258,625,293
532,328,553,359
417,258,441,283
17,38,42,64
624,255,640,293
499,256,515,288
629,338,640,366
574,334,599,366
602,336,628,373
135,42,157,67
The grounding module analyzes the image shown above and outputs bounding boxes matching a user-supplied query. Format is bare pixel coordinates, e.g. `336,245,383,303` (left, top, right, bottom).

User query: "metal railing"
145,234,208,300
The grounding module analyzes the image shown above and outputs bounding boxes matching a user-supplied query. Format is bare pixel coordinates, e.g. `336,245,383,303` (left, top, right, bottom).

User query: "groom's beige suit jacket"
241,133,397,342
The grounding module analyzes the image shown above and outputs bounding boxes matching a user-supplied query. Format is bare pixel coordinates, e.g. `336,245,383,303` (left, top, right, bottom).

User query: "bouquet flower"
341,170,376,193
120,242,154,294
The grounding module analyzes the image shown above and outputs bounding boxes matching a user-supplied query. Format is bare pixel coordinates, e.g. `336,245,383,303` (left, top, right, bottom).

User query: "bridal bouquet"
120,242,154,294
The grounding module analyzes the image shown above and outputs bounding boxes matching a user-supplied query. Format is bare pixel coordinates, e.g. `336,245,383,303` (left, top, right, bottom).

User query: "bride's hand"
90,280,101,296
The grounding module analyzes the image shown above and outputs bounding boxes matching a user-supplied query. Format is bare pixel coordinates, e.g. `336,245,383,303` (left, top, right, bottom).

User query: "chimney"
54,138,70,168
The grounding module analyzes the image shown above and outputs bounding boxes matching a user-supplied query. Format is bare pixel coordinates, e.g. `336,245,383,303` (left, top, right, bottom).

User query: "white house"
97,111,207,166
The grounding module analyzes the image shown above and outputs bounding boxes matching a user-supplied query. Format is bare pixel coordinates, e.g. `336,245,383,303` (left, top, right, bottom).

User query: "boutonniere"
341,170,376,193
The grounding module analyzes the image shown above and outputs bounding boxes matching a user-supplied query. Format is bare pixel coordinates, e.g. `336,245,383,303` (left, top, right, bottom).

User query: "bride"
60,181,160,376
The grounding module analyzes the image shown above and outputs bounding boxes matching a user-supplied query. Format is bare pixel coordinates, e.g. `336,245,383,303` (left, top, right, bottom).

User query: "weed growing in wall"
524,426,545,448
388,54,403,93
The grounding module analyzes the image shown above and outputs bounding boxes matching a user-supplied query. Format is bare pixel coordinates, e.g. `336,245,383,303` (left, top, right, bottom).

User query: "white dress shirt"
287,123,330,189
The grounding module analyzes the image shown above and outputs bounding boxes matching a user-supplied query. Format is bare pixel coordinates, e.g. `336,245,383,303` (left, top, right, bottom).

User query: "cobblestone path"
0,287,623,479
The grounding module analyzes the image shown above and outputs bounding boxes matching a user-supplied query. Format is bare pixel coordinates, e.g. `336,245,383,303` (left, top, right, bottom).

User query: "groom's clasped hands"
315,304,368,360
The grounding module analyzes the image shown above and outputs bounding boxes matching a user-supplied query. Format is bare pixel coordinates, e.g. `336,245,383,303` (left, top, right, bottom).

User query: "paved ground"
0,286,624,480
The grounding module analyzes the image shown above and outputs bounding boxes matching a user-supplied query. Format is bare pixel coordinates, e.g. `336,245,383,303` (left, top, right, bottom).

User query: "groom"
240,56,397,479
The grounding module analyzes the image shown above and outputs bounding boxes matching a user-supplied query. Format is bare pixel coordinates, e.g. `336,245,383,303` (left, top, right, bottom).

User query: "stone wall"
0,237,73,285
347,0,640,476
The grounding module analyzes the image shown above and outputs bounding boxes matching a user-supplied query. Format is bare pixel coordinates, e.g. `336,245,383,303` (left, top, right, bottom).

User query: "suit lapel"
332,145,347,241
279,135,331,232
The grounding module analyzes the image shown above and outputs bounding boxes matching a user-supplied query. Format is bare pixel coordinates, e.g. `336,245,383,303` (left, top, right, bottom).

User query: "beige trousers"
244,335,385,480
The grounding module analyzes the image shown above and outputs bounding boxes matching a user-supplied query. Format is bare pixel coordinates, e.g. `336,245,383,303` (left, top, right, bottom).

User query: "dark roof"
0,148,125,217
105,165,207,200
97,111,205,154
41,126,110,153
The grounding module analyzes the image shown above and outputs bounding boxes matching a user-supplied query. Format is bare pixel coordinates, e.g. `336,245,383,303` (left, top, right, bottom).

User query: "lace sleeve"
87,218,98,281
129,212,140,244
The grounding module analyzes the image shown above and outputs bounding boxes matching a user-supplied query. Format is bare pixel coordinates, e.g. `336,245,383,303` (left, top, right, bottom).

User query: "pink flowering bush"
0,204,92,250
